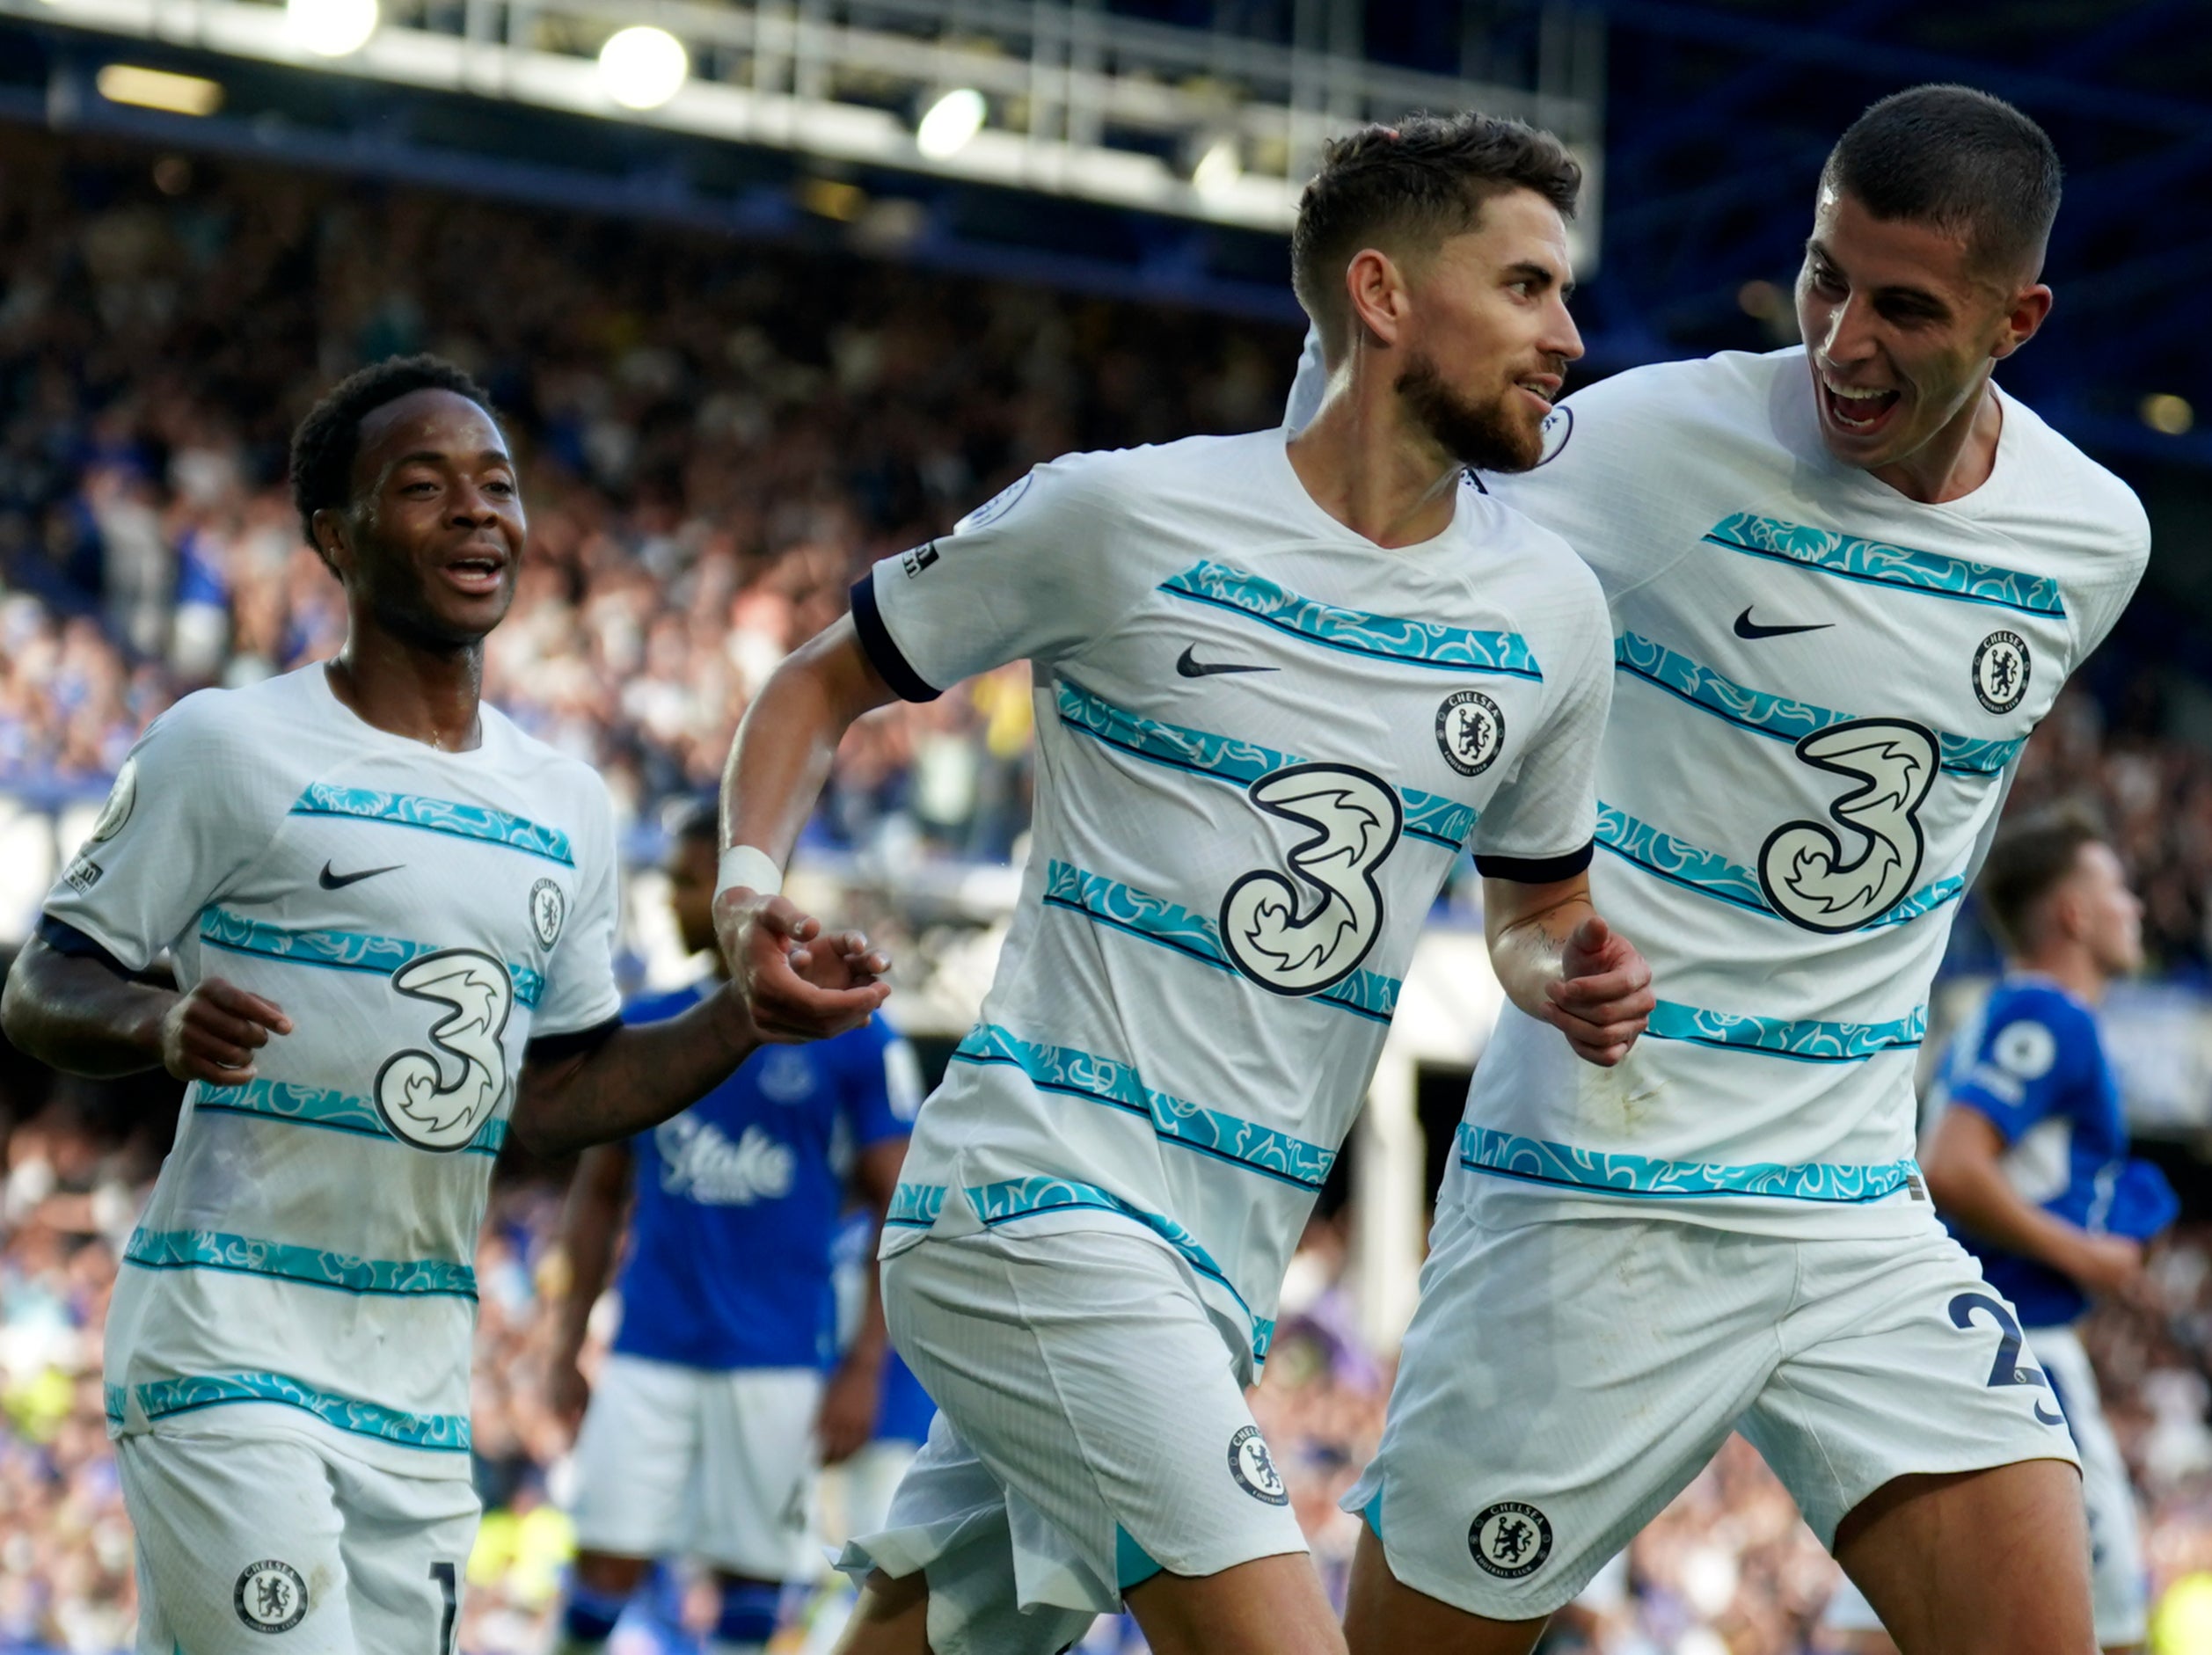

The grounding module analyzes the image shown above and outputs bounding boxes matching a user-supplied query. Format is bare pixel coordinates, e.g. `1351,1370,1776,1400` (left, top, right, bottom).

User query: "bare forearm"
843,1139,903,1372
720,618,891,863
0,941,172,1077
514,992,759,1156
553,1153,627,1360
1486,886,1595,1020
1927,1157,2090,1274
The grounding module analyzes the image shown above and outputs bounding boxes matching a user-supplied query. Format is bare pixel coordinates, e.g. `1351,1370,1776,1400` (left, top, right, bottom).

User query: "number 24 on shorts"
1950,1292,2066,1426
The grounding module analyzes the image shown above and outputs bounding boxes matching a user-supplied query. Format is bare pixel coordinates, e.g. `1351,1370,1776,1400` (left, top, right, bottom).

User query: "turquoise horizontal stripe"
1646,998,1925,1061
1595,806,1966,932
1704,514,2065,617
195,1078,506,1156
121,1371,470,1451
953,1023,1337,1190
965,1175,1274,1363
1458,1123,1919,1204
1614,634,2022,777
1158,562,1539,676
886,1182,945,1229
1160,559,1542,679
289,784,573,865
1870,875,1966,928
103,1384,125,1426
197,911,543,1009
124,1228,477,1299
1055,679,1474,850
1042,860,1398,1023
1595,805,1769,914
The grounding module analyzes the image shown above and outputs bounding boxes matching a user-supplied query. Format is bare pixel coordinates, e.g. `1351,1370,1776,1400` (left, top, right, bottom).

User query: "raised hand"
1539,915,1654,1067
713,887,891,1042
160,976,293,1084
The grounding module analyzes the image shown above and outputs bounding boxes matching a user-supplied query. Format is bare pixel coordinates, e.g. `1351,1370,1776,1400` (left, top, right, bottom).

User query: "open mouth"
1514,375,1561,414
442,550,508,595
1819,373,1902,436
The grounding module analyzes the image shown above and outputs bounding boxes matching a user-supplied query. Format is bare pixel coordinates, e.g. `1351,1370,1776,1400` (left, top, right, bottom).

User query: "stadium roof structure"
3,0,2208,485
0,0,1601,320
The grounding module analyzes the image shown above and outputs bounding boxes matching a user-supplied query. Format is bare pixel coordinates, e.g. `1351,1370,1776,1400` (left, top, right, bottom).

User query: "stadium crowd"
7,124,2212,1655
11,1103,2212,1655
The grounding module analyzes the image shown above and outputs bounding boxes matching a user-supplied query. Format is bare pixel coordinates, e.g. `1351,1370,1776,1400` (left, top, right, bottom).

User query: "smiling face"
1795,187,2051,492
315,389,524,648
1389,186,1582,472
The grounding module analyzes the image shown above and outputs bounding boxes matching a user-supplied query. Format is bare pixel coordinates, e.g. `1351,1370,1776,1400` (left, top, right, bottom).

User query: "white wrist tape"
716,844,784,900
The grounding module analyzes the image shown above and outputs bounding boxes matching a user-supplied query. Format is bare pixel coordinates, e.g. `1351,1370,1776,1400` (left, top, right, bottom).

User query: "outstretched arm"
3,934,293,1083
512,991,763,1156
1484,872,1654,1067
715,615,900,1037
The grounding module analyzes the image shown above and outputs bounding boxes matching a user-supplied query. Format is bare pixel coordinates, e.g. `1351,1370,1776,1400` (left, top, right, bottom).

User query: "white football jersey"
1294,341,2148,1236
856,428,1613,1374
44,666,622,1475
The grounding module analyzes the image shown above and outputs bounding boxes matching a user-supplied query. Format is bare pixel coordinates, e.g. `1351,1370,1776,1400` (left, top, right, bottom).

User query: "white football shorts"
120,1425,479,1655
2037,1323,2148,1648
568,1354,821,1579
838,1228,1308,1655
1349,1209,2080,1619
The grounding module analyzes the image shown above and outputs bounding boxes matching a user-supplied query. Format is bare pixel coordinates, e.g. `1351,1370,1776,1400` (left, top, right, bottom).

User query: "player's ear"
1990,281,2052,361
310,506,354,581
1344,247,1409,350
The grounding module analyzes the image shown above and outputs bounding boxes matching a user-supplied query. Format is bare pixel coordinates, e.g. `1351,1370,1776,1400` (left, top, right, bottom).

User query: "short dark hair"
288,354,499,559
1291,113,1581,357
1821,84,2062,277
1977,800,2106,953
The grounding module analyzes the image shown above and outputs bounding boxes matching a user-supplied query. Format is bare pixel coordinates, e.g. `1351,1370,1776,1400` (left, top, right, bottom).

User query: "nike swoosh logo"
1734,607,1833,641
319,862,403,890
1176,645,1277,678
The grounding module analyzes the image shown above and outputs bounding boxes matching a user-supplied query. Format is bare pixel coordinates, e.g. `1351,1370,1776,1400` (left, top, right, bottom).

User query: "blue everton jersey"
1937,975,2175,1327
611,985,917,1369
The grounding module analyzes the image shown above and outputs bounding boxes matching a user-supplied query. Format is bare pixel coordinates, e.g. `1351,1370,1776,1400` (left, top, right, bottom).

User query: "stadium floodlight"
95,63,224,115
1191,137,1242,199
598,26,688,111
285,0,377,58
2142,393,2194,436
916,88,986,161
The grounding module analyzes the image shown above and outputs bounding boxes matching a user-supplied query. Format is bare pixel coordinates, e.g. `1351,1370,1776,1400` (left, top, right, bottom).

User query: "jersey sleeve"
850,453,1131,702
836,1017,919,1150
1944,991,2092,1145
40,693,280,973
532,779,624,1038
1470,565,1611,880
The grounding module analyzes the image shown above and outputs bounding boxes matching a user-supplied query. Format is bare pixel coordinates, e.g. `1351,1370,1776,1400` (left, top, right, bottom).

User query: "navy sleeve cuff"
1474,841,1595,883
526,1014,624,1064
36,914,132,974
850,573,943,704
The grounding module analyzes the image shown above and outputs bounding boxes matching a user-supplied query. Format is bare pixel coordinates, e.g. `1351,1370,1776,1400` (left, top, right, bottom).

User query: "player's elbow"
502,1095,566,1159
1,940,67,1067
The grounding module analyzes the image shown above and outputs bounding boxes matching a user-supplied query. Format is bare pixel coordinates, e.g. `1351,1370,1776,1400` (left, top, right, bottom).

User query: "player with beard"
1283,85,2150,1655
0,356,885,1655
708,114,1653,1655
